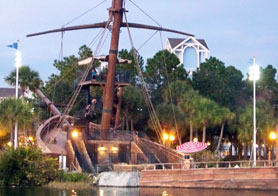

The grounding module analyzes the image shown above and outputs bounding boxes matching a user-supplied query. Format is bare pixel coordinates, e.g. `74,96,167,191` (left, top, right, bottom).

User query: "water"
0,187,277,196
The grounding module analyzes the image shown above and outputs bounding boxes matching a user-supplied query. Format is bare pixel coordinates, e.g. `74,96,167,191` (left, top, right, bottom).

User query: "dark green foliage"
0,147,58,186
118,49,144,85
56,170,93,183
145,50,188,104
41,45,96,118
0,98,33,136
192,57,243,111
122,85,145,130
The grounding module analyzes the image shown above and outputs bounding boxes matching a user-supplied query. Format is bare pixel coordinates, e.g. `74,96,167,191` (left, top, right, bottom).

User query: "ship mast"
100,0,124,139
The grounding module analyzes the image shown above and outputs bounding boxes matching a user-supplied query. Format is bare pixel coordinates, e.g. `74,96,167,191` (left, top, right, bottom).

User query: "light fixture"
169,135,175,141
207,141,211,146
269,131,277,140
98,145,105,151
249,64,260,81
193,138,198,142
163,133,169,141
71,129,79,138
28,136,34,142
111,146,118,152
15,50,22,68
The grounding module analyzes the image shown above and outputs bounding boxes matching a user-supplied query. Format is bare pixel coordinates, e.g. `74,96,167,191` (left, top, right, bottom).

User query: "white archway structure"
165,37,209,73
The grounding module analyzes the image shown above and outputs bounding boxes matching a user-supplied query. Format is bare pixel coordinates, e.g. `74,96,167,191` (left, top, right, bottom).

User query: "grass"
44,171,95,189
45,181,94,189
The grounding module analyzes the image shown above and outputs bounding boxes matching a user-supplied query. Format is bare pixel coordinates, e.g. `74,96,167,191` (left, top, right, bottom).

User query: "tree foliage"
0,146,58,186
0,98,33,136
192,57,243,111
5,66,42,94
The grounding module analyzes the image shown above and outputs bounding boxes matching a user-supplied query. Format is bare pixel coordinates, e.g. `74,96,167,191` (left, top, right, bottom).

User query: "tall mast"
100,0,124,139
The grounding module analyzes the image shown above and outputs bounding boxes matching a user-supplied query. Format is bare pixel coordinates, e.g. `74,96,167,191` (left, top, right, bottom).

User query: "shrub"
0,146,59,186
56,170,93,183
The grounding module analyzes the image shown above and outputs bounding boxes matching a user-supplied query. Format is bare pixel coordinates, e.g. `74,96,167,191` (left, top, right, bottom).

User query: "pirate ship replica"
28,0,193,172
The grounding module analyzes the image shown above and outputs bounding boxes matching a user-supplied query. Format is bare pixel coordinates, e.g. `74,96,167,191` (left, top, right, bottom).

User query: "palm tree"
195,97,218,143
5,66,61,116
5,66,41,96
0,98,33,144
238,106,254,159
178,90,200,141
215,107,235,154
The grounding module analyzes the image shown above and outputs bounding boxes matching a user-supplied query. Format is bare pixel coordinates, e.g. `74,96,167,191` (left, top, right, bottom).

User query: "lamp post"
249,57,260,167
14,50,22,149
7,41,21,149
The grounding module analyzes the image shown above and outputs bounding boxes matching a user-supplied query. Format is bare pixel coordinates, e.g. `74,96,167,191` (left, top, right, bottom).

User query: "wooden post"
100,0,123,139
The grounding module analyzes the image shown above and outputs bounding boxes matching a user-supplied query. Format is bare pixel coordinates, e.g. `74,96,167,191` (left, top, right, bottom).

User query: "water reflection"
0,187,277,196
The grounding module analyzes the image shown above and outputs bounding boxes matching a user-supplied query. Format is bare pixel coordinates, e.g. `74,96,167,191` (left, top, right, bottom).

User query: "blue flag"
7,42,18,50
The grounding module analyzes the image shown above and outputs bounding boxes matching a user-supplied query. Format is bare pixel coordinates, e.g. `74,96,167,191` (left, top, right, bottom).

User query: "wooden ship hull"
28,0,189,173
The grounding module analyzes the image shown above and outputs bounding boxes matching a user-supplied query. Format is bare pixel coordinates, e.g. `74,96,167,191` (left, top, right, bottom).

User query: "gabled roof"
0,88,22,98
168,37,209,50
197,39,209,50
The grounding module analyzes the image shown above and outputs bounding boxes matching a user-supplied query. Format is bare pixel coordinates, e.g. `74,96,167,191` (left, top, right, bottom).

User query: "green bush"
56,170,93,183
0,146,59,186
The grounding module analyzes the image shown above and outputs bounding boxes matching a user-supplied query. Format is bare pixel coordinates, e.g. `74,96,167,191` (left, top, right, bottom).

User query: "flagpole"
14,41,20,149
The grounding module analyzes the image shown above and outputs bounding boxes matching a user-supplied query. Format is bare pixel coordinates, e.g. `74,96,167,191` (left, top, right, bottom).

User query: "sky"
0,0,278,87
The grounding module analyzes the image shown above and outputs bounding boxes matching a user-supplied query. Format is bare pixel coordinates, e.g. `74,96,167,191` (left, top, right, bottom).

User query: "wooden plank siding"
140,167,278,190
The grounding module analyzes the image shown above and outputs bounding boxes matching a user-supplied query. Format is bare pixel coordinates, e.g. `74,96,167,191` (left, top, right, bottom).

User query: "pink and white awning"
176,142,207,154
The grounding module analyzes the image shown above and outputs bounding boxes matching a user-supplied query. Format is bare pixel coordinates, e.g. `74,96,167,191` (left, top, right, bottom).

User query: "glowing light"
28,136,34,142
207,141,211,146
15,51,22,68
169,135,175,141
98,146,105,151
193,138,198,142
71,129,79,138
249,65,260,81
163,133,169,141
269,131,277,140
111,146,118,152
7,142,12,147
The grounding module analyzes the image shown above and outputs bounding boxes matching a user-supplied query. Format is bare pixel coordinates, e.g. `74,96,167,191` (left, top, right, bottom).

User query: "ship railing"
96,160,278,173
141,159,278,171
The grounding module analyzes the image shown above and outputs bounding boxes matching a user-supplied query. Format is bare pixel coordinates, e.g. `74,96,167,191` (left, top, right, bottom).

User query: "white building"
166,36,210,73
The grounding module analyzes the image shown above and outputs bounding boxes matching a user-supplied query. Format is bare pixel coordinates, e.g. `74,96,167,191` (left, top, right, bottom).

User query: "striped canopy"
176,142,207,154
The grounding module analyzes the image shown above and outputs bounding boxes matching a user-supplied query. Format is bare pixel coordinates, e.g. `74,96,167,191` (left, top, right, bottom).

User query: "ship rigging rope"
52,31,64,103
137,30,158,51
62,0,107,27
123,12,163,143
43,28,102,97
46,31,65,138
47,18,112,144
128,0,161,27
159,31,181,145
127,0,181,144
88,28,104,48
